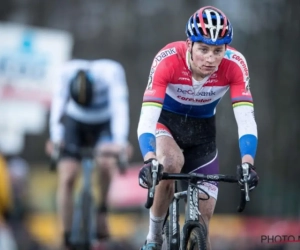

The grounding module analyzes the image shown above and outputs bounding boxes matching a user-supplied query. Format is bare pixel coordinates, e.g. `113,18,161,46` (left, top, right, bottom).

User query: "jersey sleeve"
106,62,129,145
137,46,176,157
49,67,70,143
228,52,258,159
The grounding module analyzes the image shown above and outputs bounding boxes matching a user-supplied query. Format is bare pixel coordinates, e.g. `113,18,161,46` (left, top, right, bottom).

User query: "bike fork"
169,182,180,249
181,178,201,249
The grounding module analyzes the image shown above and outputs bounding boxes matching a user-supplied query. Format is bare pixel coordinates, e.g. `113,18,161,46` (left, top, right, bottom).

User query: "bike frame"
168,182,181,249
68,148,126,247
49,145,127,249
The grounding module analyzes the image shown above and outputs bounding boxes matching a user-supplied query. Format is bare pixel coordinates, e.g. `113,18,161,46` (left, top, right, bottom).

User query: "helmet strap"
190,42,194,61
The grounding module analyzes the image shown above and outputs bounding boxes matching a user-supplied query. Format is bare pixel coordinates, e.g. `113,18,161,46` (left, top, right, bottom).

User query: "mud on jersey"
137,41,257,158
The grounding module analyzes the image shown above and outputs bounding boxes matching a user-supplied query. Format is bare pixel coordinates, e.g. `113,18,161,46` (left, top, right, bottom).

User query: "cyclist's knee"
159,155,184,173
95,144,117,167
96,155,115,171
58,159,79,189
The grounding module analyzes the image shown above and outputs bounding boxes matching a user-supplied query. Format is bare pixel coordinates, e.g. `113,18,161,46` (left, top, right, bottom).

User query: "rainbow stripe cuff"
233,102,253,108
142,102,163,108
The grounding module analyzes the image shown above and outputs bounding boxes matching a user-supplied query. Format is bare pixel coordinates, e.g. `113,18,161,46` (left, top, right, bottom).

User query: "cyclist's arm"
107,62,130,146
229,53,258,164
137,52,174,161
49,69,70,144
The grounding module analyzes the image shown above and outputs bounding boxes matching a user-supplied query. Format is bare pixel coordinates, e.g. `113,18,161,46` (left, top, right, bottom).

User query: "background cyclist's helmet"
69,69,93,107
185,6,233,45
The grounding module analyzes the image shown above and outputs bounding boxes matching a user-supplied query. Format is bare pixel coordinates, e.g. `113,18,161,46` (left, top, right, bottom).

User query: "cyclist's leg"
145,123,184,247
93,121,117,239
182,148,219,250
95,149,114,239
56,116,82,248
95,140,133,240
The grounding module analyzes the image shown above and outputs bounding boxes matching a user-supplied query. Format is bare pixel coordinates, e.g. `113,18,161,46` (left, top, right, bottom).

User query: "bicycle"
144,160,251,250
50,146,128,250
69,147,96,250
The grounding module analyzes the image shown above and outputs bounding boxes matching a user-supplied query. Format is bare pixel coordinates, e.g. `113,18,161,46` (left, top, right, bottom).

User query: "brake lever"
145,159,159,209
241,164,250,201
150,159,159,196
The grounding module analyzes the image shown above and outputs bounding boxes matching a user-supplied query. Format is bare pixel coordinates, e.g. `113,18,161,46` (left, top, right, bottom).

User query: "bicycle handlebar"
49,147,128,174
161,173,238,182
144,170,251,213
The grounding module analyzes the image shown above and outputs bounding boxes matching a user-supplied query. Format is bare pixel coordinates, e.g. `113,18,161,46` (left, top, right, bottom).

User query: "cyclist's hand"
117,146,128,175
45,140,63,156
45,139,55,156
138,158,164,189
49,142,62,171
237,162,259,191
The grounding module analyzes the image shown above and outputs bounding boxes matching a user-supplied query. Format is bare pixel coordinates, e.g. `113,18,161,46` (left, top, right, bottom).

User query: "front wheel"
81,190,93,245
186,226,207,250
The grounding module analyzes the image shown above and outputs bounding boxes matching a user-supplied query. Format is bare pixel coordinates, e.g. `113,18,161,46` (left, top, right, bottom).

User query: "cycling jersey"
50,59,129,146
137,41,257,159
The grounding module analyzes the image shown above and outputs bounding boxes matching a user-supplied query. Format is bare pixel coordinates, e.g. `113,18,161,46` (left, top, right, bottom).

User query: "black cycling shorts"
60,115,112,160
157,110,219,194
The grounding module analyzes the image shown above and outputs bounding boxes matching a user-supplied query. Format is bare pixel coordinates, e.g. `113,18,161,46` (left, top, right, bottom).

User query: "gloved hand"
138,158,164,189
237,162,259,191
49,142,62,171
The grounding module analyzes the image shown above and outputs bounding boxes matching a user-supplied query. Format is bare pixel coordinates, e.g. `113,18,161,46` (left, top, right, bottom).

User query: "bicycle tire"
186,226,207,250
81,190,92,249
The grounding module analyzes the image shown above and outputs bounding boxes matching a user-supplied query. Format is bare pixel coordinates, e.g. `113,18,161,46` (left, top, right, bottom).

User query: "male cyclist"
48,59,130,249
137,6,258,250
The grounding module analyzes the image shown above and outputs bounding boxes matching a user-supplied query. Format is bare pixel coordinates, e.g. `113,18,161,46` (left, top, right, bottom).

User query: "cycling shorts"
156,109,219,200
61,115,112,160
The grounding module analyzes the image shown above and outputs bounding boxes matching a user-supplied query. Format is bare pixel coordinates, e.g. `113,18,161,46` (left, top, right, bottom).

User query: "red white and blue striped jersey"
137,41,257,158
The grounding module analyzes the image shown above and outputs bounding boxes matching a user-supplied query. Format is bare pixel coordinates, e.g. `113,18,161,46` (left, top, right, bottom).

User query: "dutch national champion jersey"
137,41,257,158
50,59,129,145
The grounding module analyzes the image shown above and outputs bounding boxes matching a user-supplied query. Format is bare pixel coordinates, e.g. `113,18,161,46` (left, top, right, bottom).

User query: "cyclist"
0,154,17,250
137,6,259,250
48,59,130,249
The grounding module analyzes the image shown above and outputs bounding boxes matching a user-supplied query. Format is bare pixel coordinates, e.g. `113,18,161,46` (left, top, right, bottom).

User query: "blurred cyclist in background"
47,59,131,250
137,5,258,250
6,157,47,250
0,154,17,250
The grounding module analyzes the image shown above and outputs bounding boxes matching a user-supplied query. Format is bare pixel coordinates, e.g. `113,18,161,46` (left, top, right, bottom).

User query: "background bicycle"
50,146,128,250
